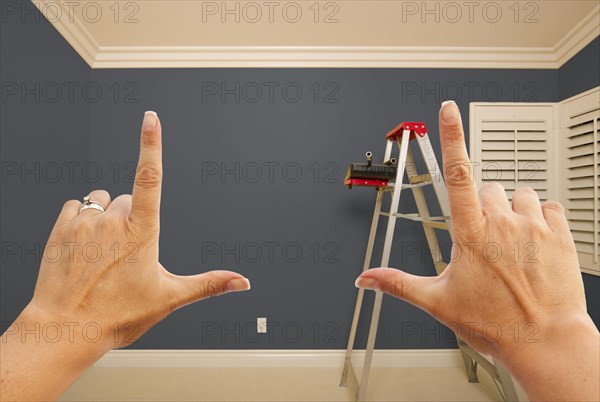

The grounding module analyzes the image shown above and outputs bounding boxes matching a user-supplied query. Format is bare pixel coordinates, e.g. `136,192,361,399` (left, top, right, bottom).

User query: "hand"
1,111,250,401
30,111,250,351
355,101,599,401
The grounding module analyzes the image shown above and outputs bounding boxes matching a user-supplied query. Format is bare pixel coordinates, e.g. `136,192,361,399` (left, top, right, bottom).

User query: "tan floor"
60,367,528,401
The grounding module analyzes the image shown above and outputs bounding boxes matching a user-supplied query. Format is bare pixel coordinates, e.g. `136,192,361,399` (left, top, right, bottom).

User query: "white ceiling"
35,0,600,68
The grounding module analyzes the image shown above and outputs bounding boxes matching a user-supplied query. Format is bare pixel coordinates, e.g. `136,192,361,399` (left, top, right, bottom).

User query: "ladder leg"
358,133,411,401
459,342,479,383
341,191,384,389
339,287,365,387
358,291,384,401
415,133,451,228
493,358,520,402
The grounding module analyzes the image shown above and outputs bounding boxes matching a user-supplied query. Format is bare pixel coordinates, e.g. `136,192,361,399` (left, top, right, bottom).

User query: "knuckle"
479,182,504,197
443,126,464,141
513,186,537,197
141,129,161,149
91,189,110,198
542,201,564,212
387,278,405,299
117,194,133,202
488,181,504,191
135,164,162,189
198,278,227,299
444,162,474,188
63,199,80,210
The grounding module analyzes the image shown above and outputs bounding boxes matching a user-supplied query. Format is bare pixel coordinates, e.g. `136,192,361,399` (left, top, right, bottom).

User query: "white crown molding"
92,45,560,69
554,5,600,67
94,349,464,369
34,1,599,69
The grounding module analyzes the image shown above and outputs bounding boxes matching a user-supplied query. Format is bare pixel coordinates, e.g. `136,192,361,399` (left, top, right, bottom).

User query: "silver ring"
80,195,105,213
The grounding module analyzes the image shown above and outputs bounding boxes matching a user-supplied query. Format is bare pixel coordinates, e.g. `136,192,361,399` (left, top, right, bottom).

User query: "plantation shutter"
560,88,600,276
469,104,556,202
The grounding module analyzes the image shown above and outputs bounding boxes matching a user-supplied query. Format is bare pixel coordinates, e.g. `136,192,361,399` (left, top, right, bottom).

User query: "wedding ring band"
79,195,106,213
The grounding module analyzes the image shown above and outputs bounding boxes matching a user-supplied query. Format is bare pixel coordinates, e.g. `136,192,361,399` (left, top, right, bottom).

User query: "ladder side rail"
405,148,447,274
383,137,394,162
415,133,453,232
357,131,411,401
341,190,385,389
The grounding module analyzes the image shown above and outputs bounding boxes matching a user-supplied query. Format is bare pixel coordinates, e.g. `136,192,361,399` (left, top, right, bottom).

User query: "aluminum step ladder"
340,122,520,402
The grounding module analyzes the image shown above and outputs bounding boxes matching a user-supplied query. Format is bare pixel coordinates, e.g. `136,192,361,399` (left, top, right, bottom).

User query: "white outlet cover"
257,317,267,333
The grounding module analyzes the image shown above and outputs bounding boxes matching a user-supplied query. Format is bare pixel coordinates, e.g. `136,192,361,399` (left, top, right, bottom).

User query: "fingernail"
440,100,459,124
226,277,251,293
355,277,379,290
143,111,158,131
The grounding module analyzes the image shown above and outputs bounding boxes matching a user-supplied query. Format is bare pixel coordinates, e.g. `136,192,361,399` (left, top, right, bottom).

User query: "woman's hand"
29,111,249,351
1,111,250,401
356,101,599,401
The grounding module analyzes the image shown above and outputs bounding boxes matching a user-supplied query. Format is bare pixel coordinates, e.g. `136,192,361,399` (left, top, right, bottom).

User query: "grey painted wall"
88,68,559,349
559,37,600,100
1,7,597,349
1,2,91,326
558,38,600,328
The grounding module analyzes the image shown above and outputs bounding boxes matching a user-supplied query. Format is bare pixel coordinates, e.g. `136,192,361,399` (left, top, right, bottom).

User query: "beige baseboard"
95,349,464,369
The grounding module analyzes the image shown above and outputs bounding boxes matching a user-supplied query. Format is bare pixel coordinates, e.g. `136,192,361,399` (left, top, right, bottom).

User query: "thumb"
356,268,443,316
167,270,251,310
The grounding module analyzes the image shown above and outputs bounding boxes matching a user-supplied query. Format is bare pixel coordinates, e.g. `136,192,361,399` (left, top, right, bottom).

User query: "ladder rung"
399,174,433,189
378,184,395,192
401,182,430,189
392,213,449,224
409,173,432,185
423,221,449,230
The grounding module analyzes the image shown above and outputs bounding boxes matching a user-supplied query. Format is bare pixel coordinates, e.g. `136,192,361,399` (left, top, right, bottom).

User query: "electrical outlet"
257,317,267,333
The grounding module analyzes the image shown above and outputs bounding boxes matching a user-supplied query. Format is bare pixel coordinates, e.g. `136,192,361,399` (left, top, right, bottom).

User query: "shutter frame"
559,87,600,276
469,103,556,202
470,90,600,276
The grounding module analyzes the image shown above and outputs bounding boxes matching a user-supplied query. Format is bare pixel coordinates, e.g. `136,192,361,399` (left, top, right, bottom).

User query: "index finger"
439,101,483,227
130,111,162,228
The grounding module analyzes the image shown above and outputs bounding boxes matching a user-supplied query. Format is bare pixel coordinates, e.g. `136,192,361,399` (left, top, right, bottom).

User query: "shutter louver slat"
566,165,595,178
475,112,552,203
566,153,594,168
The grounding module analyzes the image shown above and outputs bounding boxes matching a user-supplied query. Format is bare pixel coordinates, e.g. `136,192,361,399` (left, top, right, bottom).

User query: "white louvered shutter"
469,104,556,202
560,88,600,276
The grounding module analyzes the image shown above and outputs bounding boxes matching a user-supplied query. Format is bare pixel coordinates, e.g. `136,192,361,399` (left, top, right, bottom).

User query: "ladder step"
391,212,449,225
423,220,449,230
409,173,432,185
401,182,430,189
401,174,433,189
378,184,395,192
